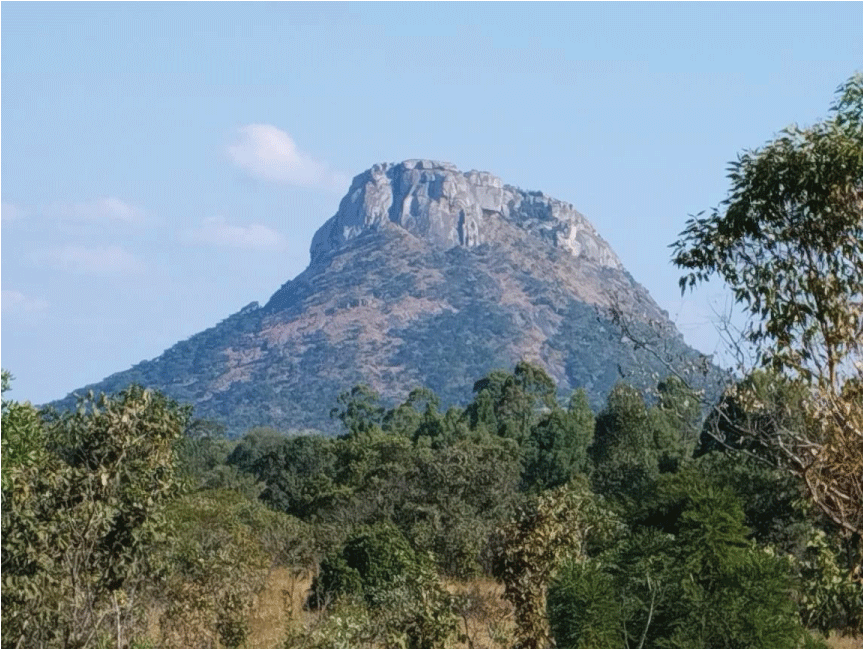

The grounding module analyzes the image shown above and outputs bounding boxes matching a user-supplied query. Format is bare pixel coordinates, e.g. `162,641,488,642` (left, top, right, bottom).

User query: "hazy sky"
2,2,861,405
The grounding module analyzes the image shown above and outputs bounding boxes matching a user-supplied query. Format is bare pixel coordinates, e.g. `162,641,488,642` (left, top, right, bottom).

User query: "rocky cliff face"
56,160,714,435
310,160,622,270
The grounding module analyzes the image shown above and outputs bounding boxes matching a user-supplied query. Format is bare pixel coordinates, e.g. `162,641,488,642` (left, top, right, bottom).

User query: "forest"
2,77,861,649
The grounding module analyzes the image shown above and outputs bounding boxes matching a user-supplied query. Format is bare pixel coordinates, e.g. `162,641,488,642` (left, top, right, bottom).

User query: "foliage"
672,73,863,382
247,433,345,520
521,389,594,491
547,560,623,649
491,478,616,649
468,361,557,446
549,477,819,649
797,528,863,635
313,523,425,607
672,73,863,537
690,451,810,550
331,385,387,437
1,370,50,491
589,380,699,504
310,523,457,649
399,436,522,576
2,383,188,649
158,488,312,649
663,486,811,648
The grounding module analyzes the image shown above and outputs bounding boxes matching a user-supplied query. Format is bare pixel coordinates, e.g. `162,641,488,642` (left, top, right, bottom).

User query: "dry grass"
827,635,863,649
445,578,514,649
246,567,316,649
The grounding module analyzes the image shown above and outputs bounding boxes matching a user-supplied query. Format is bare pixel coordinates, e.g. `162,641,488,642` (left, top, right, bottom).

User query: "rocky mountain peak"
55,159,718,436
310,160,622,270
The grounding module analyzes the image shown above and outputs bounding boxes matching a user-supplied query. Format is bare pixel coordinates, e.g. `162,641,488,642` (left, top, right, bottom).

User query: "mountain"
55,160,716,435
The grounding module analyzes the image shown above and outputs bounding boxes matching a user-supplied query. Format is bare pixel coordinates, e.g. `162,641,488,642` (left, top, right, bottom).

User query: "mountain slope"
56,160,715,435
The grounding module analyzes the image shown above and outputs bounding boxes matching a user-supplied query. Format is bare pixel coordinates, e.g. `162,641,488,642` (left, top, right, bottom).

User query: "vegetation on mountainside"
3,74,861,649
50,221,717,438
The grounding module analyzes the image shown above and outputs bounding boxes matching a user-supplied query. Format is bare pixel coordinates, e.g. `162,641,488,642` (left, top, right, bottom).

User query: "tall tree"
672,73,863,538
522,390,594,491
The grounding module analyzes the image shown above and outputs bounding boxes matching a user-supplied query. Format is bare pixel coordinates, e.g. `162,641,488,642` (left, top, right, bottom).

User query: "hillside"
55,160,717,435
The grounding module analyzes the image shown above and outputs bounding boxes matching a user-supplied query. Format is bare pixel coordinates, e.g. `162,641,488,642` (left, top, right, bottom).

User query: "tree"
2,384,188,649
492,478,615,649
549,477,822,649
522,390,594,491
469,362,558,447
589,381,695,503
400,436,522,576
249,434,344,520
311,524,457,649
547,560,623,649
672,73,863,538
331,384,386,437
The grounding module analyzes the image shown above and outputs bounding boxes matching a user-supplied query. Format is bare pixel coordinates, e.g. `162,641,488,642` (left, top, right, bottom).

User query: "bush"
312,523,425,607
310,523,456,649
547,560,623,649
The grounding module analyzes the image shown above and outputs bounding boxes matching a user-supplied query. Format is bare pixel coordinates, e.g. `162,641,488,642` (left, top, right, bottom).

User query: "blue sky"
2,2,861,405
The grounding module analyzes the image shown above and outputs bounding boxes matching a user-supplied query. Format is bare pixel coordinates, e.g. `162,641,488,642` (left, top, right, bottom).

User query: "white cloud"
32,245,145,275
2,290,49,314
46,197,145,224
2,202,26,223
186,217,286,251
227,124,349,192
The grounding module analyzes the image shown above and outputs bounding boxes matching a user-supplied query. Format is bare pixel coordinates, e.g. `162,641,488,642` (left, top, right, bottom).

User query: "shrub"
547,560,623,649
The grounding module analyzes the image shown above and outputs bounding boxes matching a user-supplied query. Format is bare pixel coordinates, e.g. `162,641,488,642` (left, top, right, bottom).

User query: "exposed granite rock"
310,160,622,271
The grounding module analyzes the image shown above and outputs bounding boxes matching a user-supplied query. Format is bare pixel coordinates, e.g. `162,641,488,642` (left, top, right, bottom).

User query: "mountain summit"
59,160,712,435
309,159,621,270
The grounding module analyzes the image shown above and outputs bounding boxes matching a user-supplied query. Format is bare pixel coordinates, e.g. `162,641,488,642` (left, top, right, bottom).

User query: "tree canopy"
672,73,863,538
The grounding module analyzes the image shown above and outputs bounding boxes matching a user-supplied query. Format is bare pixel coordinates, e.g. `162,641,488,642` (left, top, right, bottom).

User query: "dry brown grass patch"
445,578,514,649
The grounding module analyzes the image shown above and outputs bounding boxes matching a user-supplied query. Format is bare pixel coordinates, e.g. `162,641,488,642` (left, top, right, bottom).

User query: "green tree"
383,387,442,439
469,362,557,447
2,384,188,649
671,73,863,537
492,478,615,649
663,484,811,648
547,560,623,649
651,376,701,471
400,436,522,576
311,523,456,649
225,425,286,472
549,478,819,649
590,382,691,503
522,389,594,491
331,384,386,437
249,434,344,520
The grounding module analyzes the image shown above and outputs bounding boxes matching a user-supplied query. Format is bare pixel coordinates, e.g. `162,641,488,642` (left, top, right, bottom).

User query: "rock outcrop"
310,160,622,270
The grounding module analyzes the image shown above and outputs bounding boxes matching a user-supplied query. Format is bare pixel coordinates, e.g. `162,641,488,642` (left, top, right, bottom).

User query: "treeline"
3,363,860,649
